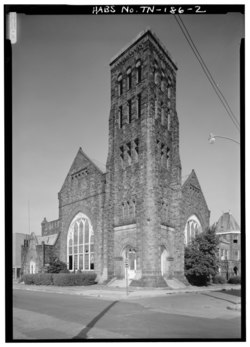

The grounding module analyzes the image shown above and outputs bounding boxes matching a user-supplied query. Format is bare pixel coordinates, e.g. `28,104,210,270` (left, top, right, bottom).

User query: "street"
12,288,241,340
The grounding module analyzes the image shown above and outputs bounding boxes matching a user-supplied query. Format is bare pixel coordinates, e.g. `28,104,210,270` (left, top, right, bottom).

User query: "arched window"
67,213,94,271
136,60,142,83
184,215,202,245
117,73,123,96
127,67,132,90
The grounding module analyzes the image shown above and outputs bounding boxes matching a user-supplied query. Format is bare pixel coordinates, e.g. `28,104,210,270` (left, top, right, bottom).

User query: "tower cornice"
110,28,178,71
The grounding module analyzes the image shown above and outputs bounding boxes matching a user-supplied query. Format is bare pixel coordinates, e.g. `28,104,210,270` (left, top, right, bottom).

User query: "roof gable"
182,169,209,211
59,147,105,192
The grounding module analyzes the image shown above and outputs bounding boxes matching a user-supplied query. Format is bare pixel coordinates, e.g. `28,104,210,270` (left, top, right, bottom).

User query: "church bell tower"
103,29,184,286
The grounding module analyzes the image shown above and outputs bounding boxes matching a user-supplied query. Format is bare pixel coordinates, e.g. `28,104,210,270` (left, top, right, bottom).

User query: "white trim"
114,224,136,232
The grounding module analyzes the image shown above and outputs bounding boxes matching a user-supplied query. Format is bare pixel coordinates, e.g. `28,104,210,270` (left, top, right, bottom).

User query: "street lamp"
208,133,240,145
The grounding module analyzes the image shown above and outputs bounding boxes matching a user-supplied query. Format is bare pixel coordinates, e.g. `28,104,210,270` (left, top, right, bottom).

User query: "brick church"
22,29,210,287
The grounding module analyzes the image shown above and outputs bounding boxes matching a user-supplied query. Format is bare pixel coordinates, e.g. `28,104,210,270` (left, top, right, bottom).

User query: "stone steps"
164,277,187,289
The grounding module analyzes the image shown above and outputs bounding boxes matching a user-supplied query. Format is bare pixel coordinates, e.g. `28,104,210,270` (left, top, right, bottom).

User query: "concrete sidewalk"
13,281,241,307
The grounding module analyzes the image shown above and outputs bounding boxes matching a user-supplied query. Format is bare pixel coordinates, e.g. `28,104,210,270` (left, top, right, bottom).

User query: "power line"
174,15,240,132
177,15,240,129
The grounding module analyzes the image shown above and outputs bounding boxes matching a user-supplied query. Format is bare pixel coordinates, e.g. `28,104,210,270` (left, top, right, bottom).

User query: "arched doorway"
161,246,169,277
122,246,136,280
184,215,202,245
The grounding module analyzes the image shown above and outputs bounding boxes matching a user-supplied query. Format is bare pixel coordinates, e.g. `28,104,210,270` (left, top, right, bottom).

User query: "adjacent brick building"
215,212,241,279
21,29,210,287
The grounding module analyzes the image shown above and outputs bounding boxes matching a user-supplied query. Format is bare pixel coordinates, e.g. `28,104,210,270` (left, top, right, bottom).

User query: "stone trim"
114,224,137,232
216,230,241,235
161,225,175,232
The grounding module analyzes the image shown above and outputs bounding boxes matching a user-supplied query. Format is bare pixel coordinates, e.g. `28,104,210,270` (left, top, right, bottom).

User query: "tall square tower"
103,29,185,286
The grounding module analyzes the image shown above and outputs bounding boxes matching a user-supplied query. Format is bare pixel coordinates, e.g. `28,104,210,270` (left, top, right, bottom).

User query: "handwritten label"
92,5,207,15
9,12,17,44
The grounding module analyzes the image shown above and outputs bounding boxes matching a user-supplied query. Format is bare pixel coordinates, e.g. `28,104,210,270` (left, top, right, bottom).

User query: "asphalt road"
12,289,241,340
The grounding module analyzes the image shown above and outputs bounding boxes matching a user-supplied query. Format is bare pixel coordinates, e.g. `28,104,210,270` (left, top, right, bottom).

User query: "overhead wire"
174,15,240,132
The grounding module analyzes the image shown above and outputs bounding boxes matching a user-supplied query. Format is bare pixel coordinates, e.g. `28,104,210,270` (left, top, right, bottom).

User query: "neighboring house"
13,233,30,279
21,29,210,287
215,212,241,279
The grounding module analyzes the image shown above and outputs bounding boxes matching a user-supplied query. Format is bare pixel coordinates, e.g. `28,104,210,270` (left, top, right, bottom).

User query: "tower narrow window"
167,78,172,98
120,145,124,166
118,105,123,128
122,203,125,219
127,142,132,165
127,67,132,90
161,73,165,92
132,200,136,217
166,147,170,169
154,60,158,84
161,102,165,125
161,143,165,164
137,93,141,118
127,201,130,217
136,60,142,83
134,138,139,161
167,111,171,131
118,74,123,96
128,99,132,124
155,99,158,119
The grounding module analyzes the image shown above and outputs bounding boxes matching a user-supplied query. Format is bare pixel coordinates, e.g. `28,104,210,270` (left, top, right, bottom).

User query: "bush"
33,273,53,285
228,276,241,284
46,257,68,273
52,272,97,286
59,268,70,274
185,227,220,286
22,274,35,285
213,275,226,284
21,272,97,286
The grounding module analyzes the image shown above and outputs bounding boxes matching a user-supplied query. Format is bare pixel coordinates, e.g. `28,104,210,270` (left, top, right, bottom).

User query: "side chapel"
22,29,210,287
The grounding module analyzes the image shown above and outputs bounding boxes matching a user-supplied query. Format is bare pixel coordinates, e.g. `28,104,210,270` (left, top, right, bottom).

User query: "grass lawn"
219,289,241,297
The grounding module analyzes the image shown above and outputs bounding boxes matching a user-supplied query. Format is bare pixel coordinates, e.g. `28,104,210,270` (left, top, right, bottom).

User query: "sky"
12,8,243,236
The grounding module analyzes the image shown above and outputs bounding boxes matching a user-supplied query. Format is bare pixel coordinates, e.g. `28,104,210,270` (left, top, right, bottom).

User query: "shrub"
46,257,68,273
33,273,53,285
213,275,226,284
228,276,241,284
185,227,220,286
59,268,70,274
52,272,97,286
22,274,35,285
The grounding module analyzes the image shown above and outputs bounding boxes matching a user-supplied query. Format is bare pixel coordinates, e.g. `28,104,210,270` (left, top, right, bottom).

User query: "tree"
184,227,220,286
45,257,68,273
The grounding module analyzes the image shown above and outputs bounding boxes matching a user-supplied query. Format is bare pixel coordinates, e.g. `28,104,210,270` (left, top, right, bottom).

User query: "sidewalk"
13,281,241,308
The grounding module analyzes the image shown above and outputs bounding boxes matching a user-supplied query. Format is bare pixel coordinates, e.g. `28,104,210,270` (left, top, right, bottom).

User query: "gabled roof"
182,169,202,191
215,212,240,234
182,169,209,211
60,147,105,192
69,147,105,175
37,234,59,246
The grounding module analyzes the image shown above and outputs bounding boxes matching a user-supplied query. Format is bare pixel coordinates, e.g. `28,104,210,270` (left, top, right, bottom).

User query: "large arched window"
184,215,202,245
67,213,94,271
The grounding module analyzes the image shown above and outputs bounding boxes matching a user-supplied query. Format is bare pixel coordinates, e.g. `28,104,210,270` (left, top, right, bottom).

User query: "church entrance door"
161,248,169,277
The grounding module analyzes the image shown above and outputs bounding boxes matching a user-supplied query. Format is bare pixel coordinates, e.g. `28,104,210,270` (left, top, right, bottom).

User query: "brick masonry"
21,29,211,287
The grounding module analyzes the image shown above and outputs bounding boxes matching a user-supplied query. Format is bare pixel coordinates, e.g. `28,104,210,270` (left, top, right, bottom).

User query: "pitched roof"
110,28,177,69
215,212,240,234
37,234,59,246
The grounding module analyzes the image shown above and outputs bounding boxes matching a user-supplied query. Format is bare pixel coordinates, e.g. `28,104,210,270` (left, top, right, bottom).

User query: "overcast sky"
12,10,243,236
